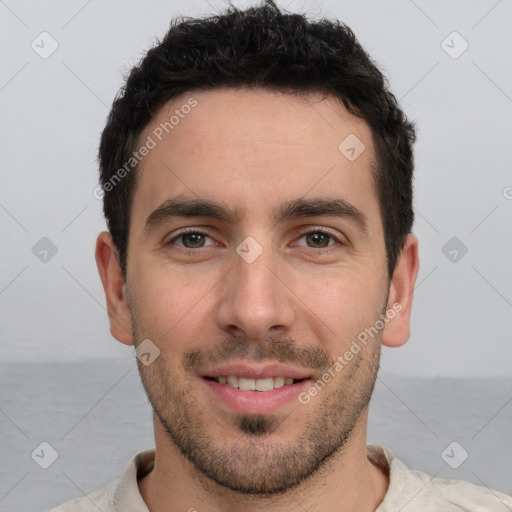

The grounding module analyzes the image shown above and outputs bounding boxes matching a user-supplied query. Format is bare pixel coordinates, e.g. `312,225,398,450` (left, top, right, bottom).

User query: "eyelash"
165,227,344,254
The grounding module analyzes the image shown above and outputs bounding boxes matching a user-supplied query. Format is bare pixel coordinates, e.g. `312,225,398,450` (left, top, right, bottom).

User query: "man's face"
125,88,390,494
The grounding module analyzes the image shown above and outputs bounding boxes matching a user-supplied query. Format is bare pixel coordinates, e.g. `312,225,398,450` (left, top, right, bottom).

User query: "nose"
214,241,296,342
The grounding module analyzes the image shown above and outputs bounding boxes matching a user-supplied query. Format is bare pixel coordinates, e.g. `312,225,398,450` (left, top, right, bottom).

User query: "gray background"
0,0,511,510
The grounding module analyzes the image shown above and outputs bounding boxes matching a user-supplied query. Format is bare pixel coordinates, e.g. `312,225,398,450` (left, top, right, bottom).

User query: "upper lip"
200,362,313,380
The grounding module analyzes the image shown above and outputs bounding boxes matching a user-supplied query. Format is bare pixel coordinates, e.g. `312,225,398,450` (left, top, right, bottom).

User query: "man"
52,0,512,510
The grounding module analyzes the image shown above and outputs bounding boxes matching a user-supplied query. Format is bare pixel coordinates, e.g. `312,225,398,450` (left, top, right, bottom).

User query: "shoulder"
409,469,512,511
49,448,155,512
49,477,118,511
369,444,512,511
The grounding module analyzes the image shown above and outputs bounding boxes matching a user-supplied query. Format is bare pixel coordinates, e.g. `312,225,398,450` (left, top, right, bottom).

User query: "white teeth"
273,377,285,388
214,375,301,391
255,377,274,391
238,377,256,391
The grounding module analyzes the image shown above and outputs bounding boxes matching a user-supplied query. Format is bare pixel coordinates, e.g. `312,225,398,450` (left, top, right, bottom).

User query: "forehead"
131,87,380,236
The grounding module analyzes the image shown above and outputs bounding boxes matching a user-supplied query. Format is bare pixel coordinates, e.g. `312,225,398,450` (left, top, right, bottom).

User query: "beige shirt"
51,445,512,511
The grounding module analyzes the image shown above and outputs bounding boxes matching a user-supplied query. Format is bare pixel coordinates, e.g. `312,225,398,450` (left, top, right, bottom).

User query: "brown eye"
295,228,341,250
166,230,215,250
180,233,207,248
304,231,333,248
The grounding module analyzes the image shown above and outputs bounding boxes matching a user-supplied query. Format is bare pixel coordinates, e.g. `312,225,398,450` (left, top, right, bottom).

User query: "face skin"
96,87,419,512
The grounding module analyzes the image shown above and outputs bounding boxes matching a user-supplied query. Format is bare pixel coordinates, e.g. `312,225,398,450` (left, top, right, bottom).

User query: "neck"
138,411,389,512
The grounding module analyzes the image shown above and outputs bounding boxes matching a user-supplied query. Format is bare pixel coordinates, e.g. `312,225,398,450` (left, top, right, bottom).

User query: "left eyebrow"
273,197,368,234
143,196,368,235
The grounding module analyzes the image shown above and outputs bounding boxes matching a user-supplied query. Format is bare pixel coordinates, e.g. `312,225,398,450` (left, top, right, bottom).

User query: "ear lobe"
381,233,419,348
95,231,134,346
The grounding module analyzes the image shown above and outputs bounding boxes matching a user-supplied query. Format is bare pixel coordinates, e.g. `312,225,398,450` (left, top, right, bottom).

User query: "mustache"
182,335,332,374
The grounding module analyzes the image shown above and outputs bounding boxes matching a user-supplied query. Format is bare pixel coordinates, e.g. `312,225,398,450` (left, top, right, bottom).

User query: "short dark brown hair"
98,0,416,280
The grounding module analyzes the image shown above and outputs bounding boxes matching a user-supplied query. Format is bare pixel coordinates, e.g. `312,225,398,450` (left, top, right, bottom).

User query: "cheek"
131,264,218,338
298,269,384,344
306,266,380,309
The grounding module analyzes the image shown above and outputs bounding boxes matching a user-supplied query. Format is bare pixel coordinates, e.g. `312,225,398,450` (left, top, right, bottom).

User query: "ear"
381,233,419,348
95,231,134,346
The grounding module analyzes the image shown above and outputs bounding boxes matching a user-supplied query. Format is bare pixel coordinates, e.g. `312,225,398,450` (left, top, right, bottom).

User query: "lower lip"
202,378,311,415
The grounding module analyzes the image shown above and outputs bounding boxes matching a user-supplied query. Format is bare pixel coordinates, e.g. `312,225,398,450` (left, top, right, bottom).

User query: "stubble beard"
131,306,383,496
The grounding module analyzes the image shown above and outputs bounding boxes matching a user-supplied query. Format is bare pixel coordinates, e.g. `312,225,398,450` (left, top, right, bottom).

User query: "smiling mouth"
203,376,307,391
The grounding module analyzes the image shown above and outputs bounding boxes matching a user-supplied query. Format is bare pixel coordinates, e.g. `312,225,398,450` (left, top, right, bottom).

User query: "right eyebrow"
143,197,241,234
